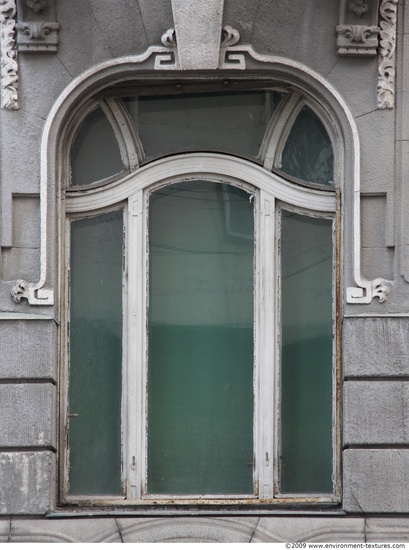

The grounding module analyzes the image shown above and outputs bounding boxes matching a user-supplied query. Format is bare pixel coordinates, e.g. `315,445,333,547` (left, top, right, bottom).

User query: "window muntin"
63,86,338,505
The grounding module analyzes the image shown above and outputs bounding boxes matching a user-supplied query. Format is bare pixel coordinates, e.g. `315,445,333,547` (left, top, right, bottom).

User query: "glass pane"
148,181,254,495
70,107,124,186
124,91,282,160
280,210,333,494
68,210,123,495
279,107,334,186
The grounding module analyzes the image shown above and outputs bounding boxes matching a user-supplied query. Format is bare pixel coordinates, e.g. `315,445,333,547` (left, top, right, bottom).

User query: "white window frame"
62,153,338,506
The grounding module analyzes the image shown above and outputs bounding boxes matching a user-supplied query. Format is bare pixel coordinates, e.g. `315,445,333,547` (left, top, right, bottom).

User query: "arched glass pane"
279,107,334,186
124,91,282,160
68,210,123,495
147,180,254,495
280,210,333,494
70,107,124,186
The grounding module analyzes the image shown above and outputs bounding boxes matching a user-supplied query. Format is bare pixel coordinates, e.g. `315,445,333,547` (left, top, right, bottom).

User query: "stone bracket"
16,0,59,53
337,0,380,57
336,24,380,56
377,0,398,109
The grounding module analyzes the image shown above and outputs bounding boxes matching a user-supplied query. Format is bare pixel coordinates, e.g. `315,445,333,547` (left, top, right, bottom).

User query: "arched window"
62,85,338,505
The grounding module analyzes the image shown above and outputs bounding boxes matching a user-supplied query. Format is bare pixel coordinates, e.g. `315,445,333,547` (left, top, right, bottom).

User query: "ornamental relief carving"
378,0,398,109
337,0,380,56
0,0,18,110
16,0,59,52
16,20,59,51
336,24,379,56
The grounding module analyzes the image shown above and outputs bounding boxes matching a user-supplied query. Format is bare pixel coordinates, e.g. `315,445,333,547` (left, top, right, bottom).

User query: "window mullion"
126,191,145,500
257,190,276,500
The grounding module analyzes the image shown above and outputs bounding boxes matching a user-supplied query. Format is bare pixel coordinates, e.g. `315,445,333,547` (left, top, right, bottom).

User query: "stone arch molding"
10,29,390,305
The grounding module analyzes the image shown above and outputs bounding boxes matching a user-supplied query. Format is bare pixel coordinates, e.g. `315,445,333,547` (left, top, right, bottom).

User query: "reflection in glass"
124,91,282,160
280,210,333,493
147,181,254,495
280,107,334,186
69,210,123,495
70,107,124,186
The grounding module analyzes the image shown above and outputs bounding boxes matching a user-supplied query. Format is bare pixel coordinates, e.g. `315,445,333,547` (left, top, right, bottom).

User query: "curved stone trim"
10,38,389,305
7,516,367,543
117,517,258,543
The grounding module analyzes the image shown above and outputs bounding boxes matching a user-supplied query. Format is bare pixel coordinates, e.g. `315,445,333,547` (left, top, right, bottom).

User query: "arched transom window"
62,83,339,506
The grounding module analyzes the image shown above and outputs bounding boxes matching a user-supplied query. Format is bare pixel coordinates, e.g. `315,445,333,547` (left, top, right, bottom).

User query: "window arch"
61,82,339,506
67,87,336,190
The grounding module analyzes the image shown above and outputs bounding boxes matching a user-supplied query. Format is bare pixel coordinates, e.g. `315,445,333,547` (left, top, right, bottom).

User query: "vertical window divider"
258,189,276,500
126,190,145,500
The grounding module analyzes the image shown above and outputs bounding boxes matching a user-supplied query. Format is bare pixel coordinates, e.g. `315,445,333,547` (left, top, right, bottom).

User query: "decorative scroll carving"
161,28,176,48
11,278,54,305
221,25,240,47
337,0,380,56
11,280,28,303
154,28,177,69
220,26,246,69
347,278,390,303
16,0,59,52
377,0,398,109
0,0,18,110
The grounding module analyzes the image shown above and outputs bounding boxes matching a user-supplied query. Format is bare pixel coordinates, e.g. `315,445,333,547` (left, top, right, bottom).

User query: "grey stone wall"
0,319,57,514
343,317,409,513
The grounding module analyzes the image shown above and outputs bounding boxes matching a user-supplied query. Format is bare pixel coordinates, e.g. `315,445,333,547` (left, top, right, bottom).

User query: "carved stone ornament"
336,24,379,56
377,0,398,109
16,20,59,52
0,0,18,109
16,0,59,52
337,0,380,56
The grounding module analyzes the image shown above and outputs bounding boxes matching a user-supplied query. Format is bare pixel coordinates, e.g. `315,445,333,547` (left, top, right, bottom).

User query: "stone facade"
0,0,409,541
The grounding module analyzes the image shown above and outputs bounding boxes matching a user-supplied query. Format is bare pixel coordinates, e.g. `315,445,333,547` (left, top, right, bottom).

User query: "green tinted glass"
147,181,254,495
70,107,124,186
280,107,334,186
124,91,282,160
280,210,333,494
69,210,123,495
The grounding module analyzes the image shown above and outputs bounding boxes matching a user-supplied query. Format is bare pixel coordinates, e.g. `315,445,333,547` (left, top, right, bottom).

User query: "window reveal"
64,87,338,504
